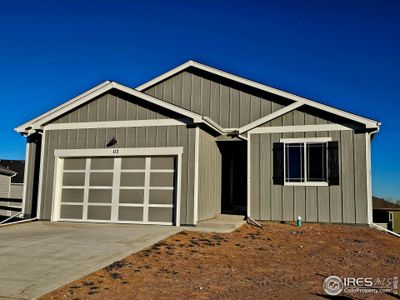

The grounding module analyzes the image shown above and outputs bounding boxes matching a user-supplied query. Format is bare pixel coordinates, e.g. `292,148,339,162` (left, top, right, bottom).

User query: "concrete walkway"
0,222,180,299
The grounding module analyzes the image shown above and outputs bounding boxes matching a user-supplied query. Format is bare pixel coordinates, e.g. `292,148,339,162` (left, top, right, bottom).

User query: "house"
15,60,381,226
0,164,22,217
0,166,17,198
0,160,25,198
373,196,400,231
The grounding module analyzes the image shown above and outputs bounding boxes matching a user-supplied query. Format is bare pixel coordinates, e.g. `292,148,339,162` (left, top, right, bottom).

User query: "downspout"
367,126,380,225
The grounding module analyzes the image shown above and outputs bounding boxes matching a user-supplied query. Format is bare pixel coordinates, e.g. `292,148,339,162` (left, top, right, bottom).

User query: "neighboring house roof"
15,60,381,136
373,196,400,211
0,165,17,177
0,160,24,183
137,60,381,130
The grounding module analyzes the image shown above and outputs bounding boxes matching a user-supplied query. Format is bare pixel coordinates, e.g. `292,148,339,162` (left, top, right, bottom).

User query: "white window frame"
51,147,183,226
389,212,393,222
280,137,331,187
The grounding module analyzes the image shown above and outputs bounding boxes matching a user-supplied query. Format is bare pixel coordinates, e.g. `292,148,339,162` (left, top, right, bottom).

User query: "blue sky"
0,0,398,200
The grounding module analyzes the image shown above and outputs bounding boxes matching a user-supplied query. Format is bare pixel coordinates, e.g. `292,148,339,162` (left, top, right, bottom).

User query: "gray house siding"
143,69,292,128
10,183,23,199
52,90,176,124
197,127,222,221
0,174,10,198
249,107,369,224
36,90,199,224
39,125,196,224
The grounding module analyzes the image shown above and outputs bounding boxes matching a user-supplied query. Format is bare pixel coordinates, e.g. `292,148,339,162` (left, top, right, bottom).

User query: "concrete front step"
196,214,246,230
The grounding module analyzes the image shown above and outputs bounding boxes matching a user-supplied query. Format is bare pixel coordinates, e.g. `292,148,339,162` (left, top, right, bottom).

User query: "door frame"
51,147,183,226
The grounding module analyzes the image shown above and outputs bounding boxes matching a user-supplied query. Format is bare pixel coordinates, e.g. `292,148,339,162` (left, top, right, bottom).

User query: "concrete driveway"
0,221,180,299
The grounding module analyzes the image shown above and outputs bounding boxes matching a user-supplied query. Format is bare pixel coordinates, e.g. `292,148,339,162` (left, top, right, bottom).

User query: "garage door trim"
51,147,183,226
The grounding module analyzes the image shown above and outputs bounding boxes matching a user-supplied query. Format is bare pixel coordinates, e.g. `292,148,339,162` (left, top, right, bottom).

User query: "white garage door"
57,156,176,225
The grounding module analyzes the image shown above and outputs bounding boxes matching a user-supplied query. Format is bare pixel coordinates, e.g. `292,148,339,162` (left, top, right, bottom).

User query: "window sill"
284,182,328,187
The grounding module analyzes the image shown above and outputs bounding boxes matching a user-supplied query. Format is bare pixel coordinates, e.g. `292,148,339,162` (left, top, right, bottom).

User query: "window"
284,140,328,185
273,139,339,186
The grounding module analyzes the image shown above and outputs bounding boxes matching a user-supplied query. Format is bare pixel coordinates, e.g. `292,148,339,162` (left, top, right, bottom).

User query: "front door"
219,141,247,215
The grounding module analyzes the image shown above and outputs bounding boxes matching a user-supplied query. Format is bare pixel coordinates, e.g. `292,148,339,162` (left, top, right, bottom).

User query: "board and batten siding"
143,69,292,128
51,90,174,124
249,108,369,224
39,125,196,224
197,128,222,221
0,174,11,198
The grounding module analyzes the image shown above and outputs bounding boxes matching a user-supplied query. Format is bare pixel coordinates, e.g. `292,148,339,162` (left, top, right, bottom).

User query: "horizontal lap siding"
250,108,368,224
143,70,287,128
197,129,222,221
40,126,196,225
0,175,10,198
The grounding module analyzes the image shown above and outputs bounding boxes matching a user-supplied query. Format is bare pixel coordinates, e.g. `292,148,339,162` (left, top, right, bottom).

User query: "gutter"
370,223,400,238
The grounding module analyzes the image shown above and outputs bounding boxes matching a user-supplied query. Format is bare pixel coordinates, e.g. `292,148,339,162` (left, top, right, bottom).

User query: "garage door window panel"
118,207,143,221
88,189,112,203
151,157,175,170
119,189,144,204
63,173,85,186
150,173,174,188
120,172,145,187
63,158,86,171
89,173,113,186
148,207,173,223
91,158,114,170
61,189,84,203
87,205,112,220
60,205,83,219
149,190,174,205
121,157,145,170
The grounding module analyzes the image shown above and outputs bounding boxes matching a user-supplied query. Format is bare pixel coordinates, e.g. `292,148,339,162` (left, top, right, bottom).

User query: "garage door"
57,156,176,225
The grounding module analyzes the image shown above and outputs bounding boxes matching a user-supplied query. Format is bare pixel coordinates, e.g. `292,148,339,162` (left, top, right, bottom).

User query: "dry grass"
41,222,400,299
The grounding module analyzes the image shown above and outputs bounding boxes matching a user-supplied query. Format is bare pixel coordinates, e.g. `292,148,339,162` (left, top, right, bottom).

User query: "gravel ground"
41,222,400,300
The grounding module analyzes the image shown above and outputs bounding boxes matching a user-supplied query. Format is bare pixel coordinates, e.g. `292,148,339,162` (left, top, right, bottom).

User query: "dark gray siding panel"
39,125,196,225
197,128,222,221
23,134,41,217
143,69,290,128
52,90,173,124
261,106,365,130
250,129,368,224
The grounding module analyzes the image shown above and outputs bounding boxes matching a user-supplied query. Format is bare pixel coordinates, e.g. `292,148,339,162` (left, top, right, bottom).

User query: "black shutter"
328,141,339,185
273,142,284,185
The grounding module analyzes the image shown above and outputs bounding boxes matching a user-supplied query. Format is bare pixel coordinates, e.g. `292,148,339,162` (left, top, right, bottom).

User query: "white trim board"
21,141,30,215
366,132,373,225
45,119,189,131
249,124,353,134
136,60,380,129
193,126,200,225
280,137,332,143
36,130,46,219
54,147,184,158
15,82,203,134
239,102,303,134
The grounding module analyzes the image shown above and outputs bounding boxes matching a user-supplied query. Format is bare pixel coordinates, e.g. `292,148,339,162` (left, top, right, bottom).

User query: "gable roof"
373,196,400,210
15,81,204,134
136,60,381,129
0,165,17,177
0,160,24,183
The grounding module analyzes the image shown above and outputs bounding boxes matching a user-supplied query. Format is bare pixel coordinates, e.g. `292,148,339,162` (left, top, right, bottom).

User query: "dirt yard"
41,222,400,299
